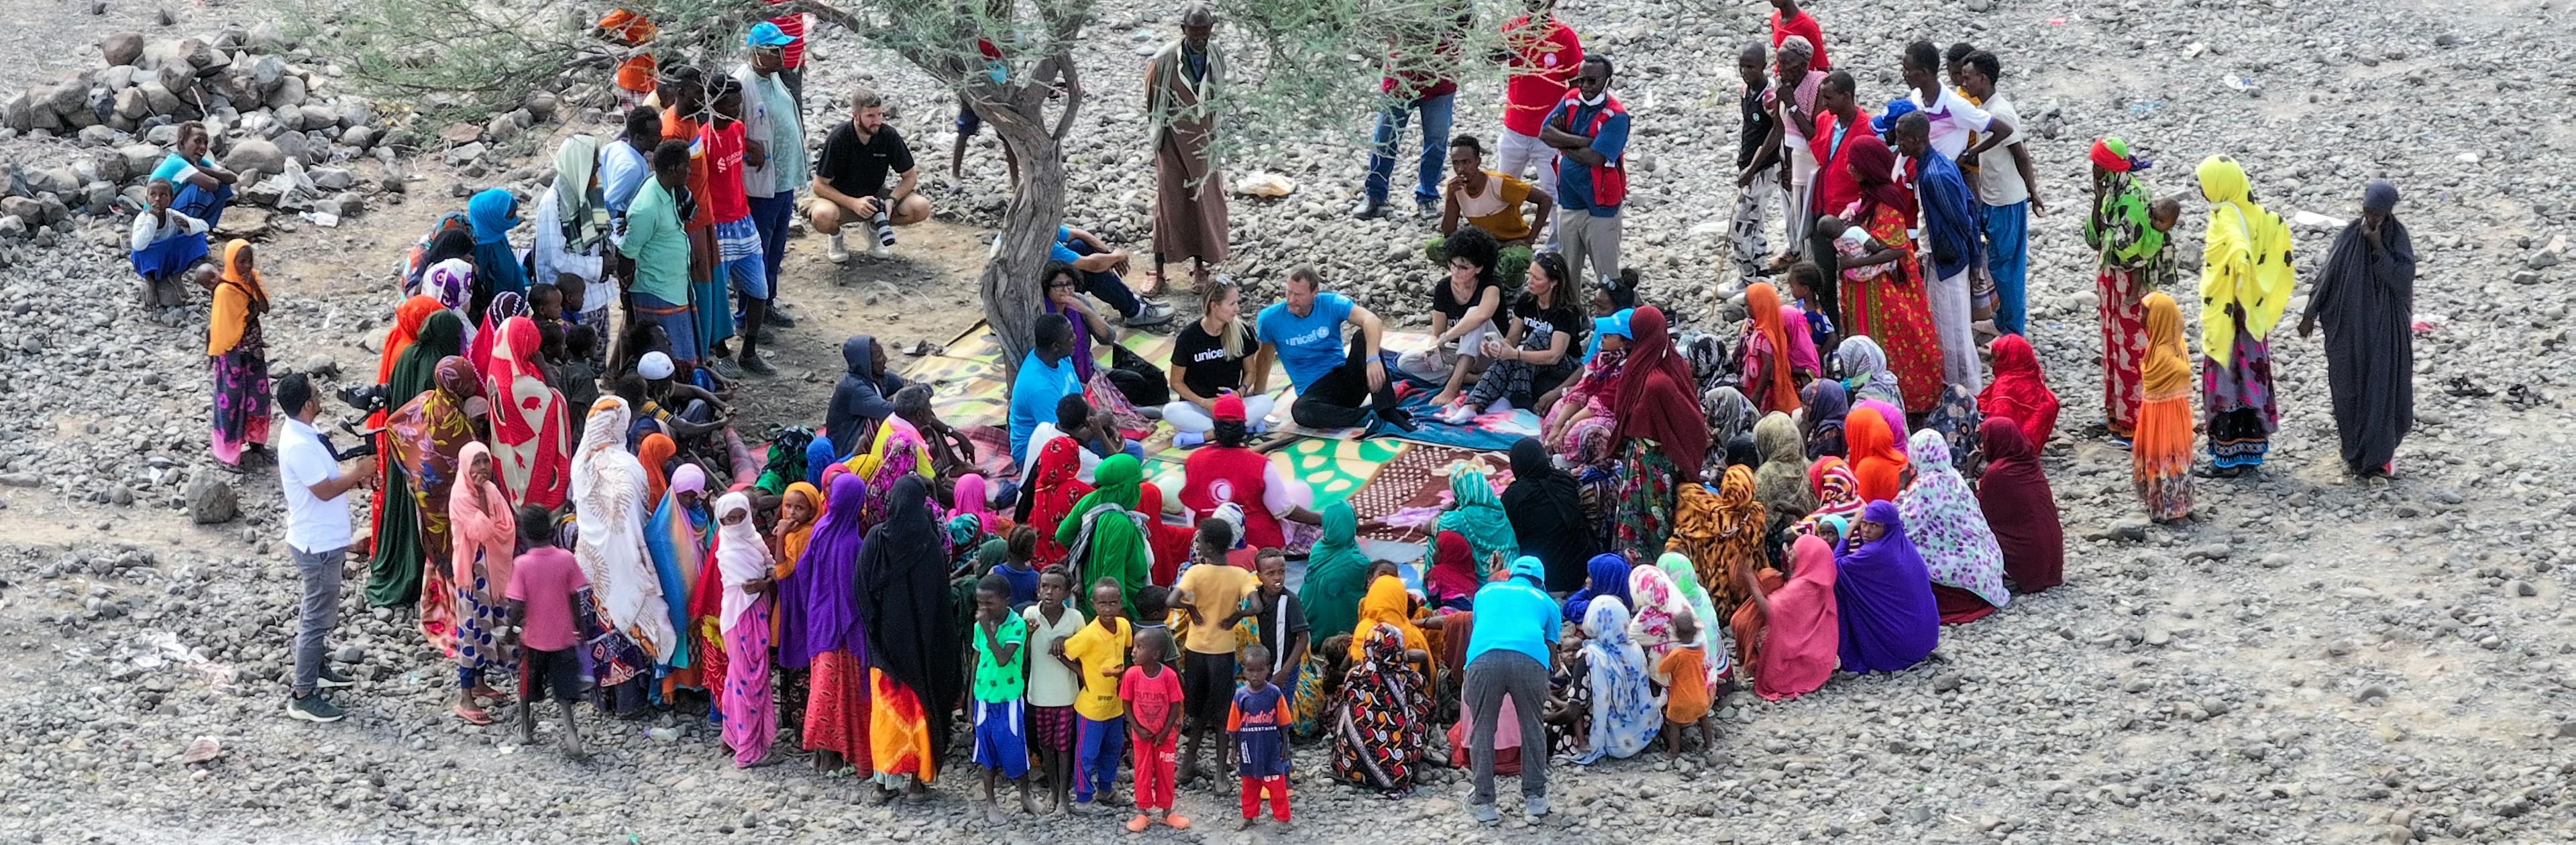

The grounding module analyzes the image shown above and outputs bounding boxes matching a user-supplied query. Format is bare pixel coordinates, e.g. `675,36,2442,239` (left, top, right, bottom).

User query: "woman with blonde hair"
1162,277,1275,443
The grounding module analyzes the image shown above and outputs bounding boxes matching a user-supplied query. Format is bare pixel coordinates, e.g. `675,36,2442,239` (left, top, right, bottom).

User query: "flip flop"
453,708,496,726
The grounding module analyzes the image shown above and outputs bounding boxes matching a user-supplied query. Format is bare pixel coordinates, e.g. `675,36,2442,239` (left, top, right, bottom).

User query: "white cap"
638,351,674,380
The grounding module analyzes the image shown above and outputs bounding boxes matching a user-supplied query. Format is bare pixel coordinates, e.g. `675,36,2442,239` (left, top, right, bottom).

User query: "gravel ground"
1,0,2573,842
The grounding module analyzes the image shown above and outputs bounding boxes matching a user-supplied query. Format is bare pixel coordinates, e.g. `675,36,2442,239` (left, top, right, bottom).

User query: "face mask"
1580,89,1607,107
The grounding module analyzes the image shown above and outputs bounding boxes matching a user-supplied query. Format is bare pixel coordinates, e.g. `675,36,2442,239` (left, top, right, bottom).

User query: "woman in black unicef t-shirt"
1161,280,1275,443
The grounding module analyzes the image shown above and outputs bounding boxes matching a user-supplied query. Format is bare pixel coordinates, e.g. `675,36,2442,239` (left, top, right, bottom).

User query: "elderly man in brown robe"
1146,4,1228,292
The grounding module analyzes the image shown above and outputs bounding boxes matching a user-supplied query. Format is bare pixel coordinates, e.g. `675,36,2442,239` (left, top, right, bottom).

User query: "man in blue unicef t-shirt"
1253,267,1416,431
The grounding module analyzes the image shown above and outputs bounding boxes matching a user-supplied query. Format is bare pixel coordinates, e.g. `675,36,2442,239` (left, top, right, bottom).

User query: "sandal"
453,707,496,726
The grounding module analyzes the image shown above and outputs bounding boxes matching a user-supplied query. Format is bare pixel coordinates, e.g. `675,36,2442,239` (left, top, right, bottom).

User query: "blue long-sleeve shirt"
1913,153,1980,280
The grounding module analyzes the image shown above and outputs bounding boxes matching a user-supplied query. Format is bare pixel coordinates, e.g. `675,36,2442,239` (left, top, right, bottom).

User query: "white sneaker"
867,243,894,259
825,233,850,264
1438,402,1479,425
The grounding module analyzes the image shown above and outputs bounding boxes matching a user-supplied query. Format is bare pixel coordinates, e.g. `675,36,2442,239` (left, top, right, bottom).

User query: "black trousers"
1291,330,1409,429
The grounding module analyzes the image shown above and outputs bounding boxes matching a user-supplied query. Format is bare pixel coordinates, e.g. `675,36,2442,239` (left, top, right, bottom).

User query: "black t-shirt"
1430,276,1503,325
813,122,916,199
1739,81,1778,170
1511,291,1584,353
1248,588,1309,664
1172,320,1244,399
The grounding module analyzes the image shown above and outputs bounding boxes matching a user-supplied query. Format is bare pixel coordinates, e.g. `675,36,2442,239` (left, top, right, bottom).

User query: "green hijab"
364,308,466,608
1434,467,1517,580
1057,454,1150,618
1299,501,1371,640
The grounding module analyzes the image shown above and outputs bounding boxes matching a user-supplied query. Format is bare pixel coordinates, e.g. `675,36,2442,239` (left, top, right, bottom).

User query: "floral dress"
1837,203,1943,414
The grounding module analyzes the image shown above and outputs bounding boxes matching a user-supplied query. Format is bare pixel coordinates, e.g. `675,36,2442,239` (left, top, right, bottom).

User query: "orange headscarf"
1743,282,1802,415
207,240,270,356
379,296,444,384
773,481,821,579
2140,292,2191,400
1845,404,1909,505
637,433,677,504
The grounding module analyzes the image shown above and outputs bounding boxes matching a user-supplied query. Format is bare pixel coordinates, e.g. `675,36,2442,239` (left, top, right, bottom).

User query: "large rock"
113,87,150,120
221,137,285,177
186,474,237,524
268,129,310,164
138,80,180,115
244,21,296,54
299,105,338,132
30,167,80,195
42,80,86,116
308,166,353,191
0,196,42,221
100,32,146,66
270,74,306,109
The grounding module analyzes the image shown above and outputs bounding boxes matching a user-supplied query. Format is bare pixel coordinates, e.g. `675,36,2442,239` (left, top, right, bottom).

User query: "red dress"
1838,204,1944,413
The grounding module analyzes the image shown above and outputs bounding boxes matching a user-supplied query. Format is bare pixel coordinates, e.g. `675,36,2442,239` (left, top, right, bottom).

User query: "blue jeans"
747,192,796,302
1364,93,1455,207
1981,200,2031,336
1067,239,1141,318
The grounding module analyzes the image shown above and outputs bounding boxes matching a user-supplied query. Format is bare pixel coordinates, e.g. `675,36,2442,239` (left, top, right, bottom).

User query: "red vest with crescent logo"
1181,445,1284,549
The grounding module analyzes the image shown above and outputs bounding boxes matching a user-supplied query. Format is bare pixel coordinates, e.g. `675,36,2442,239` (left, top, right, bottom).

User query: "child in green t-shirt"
967,573,1035,822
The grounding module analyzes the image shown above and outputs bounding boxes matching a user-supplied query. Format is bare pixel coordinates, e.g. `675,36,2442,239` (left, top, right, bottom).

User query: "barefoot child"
1022,569,1086,814
1229,644,1294,831
968,573,1038,822
1120,627,1189,832
1055,578,1132,815
1654,610,1716,758
506,504,589,758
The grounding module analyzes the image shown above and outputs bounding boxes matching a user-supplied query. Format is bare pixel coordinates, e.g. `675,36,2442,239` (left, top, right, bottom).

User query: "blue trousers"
1075,714,1126,803
174,182,231,231
1364,93,1456,207
1981,200,2031,336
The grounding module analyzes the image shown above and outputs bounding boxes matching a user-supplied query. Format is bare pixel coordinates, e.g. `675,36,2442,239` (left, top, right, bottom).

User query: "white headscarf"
713,492,773,632
570,396,677,659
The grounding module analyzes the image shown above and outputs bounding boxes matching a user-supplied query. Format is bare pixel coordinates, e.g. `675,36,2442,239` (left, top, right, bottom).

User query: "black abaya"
1501,437,1600,594
2303,213,2415,474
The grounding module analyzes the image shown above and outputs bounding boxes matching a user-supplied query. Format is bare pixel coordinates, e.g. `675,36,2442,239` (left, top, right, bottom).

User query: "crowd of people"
145,0,2423,832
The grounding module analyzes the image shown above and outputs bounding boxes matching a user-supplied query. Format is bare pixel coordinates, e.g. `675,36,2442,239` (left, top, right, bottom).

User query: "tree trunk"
979,120,1064,380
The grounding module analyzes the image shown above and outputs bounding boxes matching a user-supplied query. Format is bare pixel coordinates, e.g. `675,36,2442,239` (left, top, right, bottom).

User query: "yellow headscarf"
2195,156,2294,364
1346,574,1428,663
207,239,268,356
2141,291,2192,400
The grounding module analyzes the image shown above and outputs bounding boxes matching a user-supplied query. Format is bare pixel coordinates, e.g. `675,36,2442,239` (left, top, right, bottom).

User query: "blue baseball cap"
748,22,798,48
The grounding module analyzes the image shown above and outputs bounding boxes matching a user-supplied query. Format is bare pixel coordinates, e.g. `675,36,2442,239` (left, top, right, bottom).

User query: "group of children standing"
965,520,1298,832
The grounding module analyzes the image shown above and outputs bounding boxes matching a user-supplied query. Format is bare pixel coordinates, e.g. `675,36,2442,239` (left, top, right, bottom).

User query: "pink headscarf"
447,441,518,588
953,473,999,534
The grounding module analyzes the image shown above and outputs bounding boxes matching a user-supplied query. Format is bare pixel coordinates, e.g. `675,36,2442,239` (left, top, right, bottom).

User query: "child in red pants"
1120,628,1189,832
1228,644,1294,830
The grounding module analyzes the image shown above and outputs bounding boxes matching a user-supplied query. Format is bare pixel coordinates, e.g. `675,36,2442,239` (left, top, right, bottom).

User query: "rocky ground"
1,0,2573,842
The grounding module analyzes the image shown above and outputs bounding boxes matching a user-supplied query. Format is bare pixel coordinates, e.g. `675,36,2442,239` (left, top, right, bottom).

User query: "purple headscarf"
1831,500,1940,673
775,473,870,669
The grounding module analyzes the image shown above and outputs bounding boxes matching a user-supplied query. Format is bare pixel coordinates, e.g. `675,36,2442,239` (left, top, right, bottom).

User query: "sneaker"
738,351,777,376
1126,300,1176,328
1351,198,1387,219
286,693,345,723
867,243,895,260
1524,795,1551,820
316,665,355,689
1468,803,1499,825
765,309,798,329
825,233,850,264
1415,199,1441,219
1173,431,1205,449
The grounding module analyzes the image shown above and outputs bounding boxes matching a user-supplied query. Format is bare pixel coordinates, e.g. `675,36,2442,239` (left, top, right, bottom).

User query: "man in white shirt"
1900,40,2015,163
272,374,378,723
1955,50,2045,337
735,22,810,331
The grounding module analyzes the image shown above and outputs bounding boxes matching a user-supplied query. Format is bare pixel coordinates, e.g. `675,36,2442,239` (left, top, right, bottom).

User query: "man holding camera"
275,374,380,723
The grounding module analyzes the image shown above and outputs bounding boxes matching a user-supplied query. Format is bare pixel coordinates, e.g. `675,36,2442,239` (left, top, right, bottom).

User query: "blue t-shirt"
1463,579,1562,667
150,154,213,182
1008,351,1080,466
1049,225,1081,264
1255,292,1355,390
1544,101,1630,216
